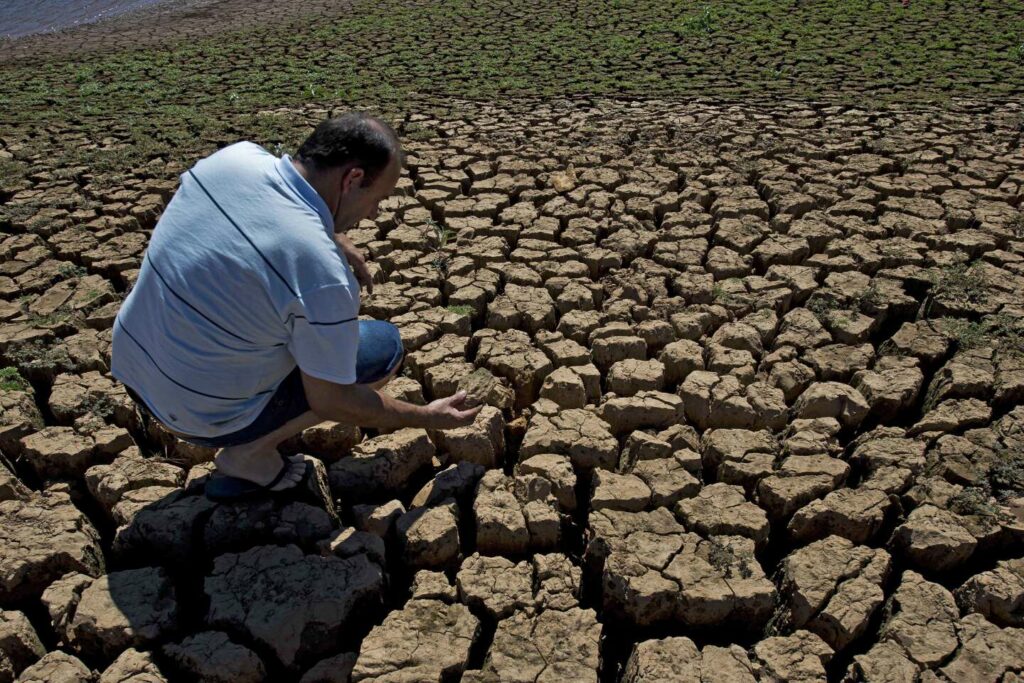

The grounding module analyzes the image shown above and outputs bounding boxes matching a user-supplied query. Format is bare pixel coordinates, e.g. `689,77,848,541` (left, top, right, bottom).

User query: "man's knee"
366,350,403,390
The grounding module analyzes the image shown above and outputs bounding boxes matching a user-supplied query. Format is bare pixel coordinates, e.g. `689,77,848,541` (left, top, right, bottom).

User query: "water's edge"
0,0,179,40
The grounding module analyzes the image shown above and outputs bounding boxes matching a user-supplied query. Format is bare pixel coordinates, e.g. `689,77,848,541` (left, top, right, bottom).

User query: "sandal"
204,453,309,502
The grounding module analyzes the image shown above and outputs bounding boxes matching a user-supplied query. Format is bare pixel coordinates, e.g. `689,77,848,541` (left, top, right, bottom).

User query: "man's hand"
302,372,482,431
334,232,374,294
423,390,483,429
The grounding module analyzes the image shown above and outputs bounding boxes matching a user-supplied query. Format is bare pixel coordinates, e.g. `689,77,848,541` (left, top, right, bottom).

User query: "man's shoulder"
184,140,314,227
194,141,272,175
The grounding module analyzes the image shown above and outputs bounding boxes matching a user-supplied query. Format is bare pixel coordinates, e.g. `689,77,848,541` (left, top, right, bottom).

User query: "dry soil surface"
0,96,1023,682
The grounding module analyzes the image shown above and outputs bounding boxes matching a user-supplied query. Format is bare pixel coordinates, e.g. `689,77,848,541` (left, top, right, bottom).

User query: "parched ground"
2,1,1024,682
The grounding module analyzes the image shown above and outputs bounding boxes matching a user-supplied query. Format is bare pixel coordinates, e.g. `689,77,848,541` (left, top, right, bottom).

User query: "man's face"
333,157,401,232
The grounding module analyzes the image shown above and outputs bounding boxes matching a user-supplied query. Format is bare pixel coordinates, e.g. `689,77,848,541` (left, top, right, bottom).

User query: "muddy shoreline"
0,0,352,64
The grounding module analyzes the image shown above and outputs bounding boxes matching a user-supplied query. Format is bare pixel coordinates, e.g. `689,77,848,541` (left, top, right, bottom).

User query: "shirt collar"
275,153,335,234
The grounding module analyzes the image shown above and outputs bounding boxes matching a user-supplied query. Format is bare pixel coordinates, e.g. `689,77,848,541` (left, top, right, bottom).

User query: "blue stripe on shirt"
187,169,300,298
114,317,272,401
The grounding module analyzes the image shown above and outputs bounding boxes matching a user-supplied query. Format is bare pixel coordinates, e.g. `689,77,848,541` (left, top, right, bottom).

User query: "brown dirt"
1,95,1023,681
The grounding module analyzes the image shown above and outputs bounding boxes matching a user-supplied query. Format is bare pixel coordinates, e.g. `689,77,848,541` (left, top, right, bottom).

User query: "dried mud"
1,96,1024,681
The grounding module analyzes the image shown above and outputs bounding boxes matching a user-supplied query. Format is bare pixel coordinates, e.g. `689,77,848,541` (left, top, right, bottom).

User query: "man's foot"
214,447,306,491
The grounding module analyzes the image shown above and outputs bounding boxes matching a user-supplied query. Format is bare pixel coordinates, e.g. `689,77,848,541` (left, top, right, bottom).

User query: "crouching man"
112,112,480,500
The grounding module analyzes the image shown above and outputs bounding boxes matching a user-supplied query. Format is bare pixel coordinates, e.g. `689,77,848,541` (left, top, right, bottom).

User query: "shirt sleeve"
286,283,360,384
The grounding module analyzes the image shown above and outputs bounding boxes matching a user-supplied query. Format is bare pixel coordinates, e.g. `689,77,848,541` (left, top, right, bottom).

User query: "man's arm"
300,370,481,430
334,232,375,294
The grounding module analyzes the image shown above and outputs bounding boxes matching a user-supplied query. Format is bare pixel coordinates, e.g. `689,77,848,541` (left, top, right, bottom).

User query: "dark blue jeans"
126,320,403,448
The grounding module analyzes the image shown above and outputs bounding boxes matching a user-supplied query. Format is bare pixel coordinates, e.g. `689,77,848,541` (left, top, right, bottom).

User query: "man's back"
112,142,360,437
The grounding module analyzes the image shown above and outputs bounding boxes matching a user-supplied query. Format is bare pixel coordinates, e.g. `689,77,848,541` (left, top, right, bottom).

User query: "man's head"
294,112,403,231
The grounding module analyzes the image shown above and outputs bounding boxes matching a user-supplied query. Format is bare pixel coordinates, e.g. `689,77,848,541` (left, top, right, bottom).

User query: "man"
111,113,481,500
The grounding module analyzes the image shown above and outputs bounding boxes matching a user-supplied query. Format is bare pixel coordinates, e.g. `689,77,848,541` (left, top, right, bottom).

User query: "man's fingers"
356,265,374,294
454,404,483,424
458,403,482,418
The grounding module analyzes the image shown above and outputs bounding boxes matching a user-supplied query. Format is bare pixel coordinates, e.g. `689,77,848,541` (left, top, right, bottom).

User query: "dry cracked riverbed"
1,97,1024,682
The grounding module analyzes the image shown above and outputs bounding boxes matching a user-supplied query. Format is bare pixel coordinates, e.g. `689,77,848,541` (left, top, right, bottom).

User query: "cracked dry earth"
1,97,1024,682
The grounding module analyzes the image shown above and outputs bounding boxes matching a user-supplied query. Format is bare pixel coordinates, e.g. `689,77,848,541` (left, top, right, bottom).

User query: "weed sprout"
426,219,454,277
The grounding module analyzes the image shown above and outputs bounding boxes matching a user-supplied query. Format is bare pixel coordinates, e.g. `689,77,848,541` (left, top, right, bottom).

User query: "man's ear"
340,166,365,196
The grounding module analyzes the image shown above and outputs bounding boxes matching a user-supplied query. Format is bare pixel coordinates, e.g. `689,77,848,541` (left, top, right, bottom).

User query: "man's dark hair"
295,112,402,186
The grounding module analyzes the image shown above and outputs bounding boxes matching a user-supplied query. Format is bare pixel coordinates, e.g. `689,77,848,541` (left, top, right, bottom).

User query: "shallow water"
0,0,175,39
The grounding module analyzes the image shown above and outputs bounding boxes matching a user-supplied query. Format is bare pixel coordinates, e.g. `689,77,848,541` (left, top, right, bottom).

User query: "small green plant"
0,203,40,228
0,367,30,392
57,262,88,280
0,158,27,187
856,282,885,311
705,539,753,579
403,124,436,142
706,539,734,573
446,304,473,317
26,305,74,328
712,278,744,306
1012,41,1024,64
949,486,1002,519
938,313,1024,355
427,219,454,277
677,5,716,36
7,341,74,375
925,263,988,317
990,448,1024,497
938,318,988,352
80,393,117,420
1008,212,1024,239
806,295,840,324
981,313,1024,355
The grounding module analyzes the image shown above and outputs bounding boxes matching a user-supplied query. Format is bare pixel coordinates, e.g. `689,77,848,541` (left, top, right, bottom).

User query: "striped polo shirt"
111,142,360,438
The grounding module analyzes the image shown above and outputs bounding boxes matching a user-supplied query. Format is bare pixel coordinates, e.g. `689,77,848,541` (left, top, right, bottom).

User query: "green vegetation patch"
0,367,30,393
934,313,1024,356
925,263,990,316
2,0,1024,128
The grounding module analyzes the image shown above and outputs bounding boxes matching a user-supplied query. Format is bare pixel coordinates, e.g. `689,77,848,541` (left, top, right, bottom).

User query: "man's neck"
291,158,330,202
291,157,341,230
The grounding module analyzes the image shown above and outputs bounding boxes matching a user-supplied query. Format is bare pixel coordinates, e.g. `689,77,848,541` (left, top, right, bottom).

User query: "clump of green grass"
0,158,27,188
0,202,40,229
806,294,843,325
403,124,436,142
446,304,473,317
991,448,1024,497
0,367,30,392
25,307,74,328
853,281,885,313
938,313,1024,355
944,445,1024,522
57,263,88,280
7,340,74,376
677,5,716,36
711,278,746,307
949,486,1001,518
924,262,988,317
1012,41,1024,64
80,393,117,420
938,318,988,351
